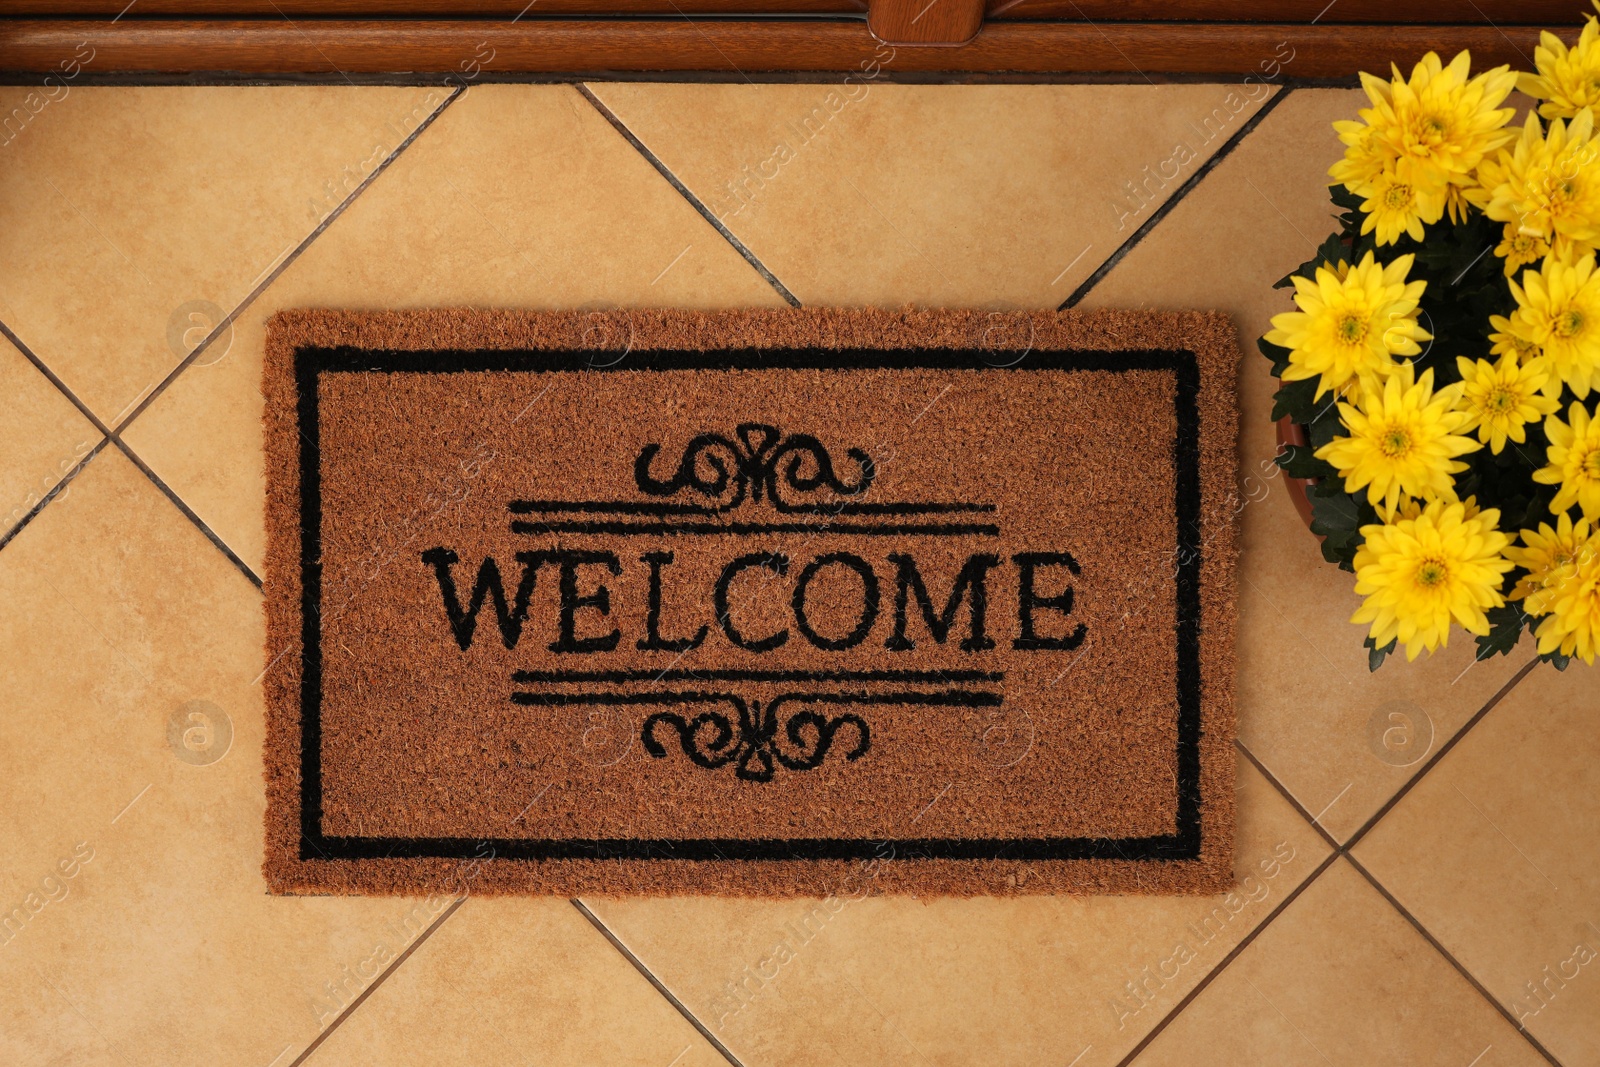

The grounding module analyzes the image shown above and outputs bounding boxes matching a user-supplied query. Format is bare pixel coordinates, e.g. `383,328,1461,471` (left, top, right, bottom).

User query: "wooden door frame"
0,1,1582,76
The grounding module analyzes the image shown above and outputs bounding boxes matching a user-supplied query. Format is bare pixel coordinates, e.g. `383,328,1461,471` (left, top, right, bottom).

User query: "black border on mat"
293,344,1204,863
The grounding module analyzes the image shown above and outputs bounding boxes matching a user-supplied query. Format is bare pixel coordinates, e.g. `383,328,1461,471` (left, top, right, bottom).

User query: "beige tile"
0,448,462,1065
121,83,788,577
0,84,450,423
1130,860,1545,1067
1353,663,1600,1065
1080,88,1528,842
304,900,727,1067
581,756,1330,1067
0,330,101,533
586,81,1279,307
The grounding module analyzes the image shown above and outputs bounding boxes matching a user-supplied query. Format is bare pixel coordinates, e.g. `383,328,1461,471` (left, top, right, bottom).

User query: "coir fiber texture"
262,307,1239,896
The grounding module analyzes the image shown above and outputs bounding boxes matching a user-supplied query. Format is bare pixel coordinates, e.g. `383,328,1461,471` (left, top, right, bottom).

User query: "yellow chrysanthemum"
1331,115,1395,195
1488,312,1543,362
1517,18,1600,121
1351,499,1514,660
1513,508,1600,663
1454,352,1561,454
1479,109,1600,261
1507,512,1591,603
1358,166,1444,245
1508,251,1600,398
1331,51,1515,220
1264,251,1431,400
1495,222,1551,278
1317,364,1481,515
1535,401,1600,519
1534,582,1600,662
1381,52,1516,186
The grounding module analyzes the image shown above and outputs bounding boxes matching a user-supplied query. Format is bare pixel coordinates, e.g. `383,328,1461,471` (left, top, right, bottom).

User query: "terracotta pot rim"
1273,388,1320,537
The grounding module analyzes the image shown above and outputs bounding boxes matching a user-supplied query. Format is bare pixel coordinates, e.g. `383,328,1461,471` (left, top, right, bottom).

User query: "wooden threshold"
0,19,1570,76
0,0,1571,19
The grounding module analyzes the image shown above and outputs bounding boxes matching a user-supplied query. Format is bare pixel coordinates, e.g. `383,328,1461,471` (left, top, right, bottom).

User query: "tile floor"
0,78,1592,1067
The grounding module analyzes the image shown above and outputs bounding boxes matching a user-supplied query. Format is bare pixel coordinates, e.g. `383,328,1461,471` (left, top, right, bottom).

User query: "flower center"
1383,184,1414,210
1414,556,1450,589
1584,445,1600,479
1337,314,1368,344
1487,387,1517,414
1556,309,1586,339
1422,115,1448,139
1538,169,1578,214
1541,548,1578,588
1380,426,1414,458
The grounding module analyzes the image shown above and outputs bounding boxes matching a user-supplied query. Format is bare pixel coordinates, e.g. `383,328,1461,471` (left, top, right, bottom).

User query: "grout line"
1342,854,1565,1067
0,317,117,439
111,437,263,588
1060,84,1293,310
0,83,464,579
110,83,467,438
1,309,262,586
0,437,112,555
572,83,803,308
1343,656,1540,852
1235,738,1341,853
1237,660,1565,1067
570,898,748,1067
288,896,467,1067
1111,850,1341,1067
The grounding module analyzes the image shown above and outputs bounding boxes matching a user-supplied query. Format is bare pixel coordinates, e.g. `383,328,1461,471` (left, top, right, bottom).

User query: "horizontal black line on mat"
300,346,1191,373
304,834,1201,863
511,669,1005,684
508,500,997,515
509,520,1001,536
507,689,1003,707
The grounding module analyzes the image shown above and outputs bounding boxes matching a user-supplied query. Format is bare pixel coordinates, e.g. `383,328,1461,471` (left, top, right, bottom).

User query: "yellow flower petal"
1351,500,1513,660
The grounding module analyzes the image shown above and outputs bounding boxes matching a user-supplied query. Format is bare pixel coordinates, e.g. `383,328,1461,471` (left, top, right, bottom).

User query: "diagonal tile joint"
572,898,748,1067
1062,86,1293,311
0,85,467,584
573,83,802,309
1228,656,1566,1067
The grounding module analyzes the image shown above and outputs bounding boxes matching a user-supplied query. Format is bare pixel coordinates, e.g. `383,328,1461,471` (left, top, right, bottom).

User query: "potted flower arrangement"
1262,27,1600,670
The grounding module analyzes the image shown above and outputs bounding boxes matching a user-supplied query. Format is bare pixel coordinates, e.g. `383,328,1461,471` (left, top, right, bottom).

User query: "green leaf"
1317,233,1347,267
1310,490,1364,568
1474,604,1527,661
1271,376,1321,424
1365,634,1396,672
1306,400,1344,449
1546,652,1572,671
1276,444,1336,481
1257,336,1292,377
1309,486,1360,524
1329,184,1362,211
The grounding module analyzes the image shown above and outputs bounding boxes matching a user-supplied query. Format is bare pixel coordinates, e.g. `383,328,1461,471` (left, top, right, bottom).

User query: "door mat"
262,307,1239,897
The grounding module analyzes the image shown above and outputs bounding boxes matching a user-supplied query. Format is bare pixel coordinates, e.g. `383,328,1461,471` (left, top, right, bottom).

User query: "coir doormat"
262,308,1238,896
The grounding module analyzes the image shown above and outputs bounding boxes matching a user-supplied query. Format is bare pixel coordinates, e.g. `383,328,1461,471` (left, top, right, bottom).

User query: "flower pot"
1274,409,1319,534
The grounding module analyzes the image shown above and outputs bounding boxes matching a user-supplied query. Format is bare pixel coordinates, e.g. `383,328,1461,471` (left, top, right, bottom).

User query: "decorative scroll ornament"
641,695,870,783
633,422,875,512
